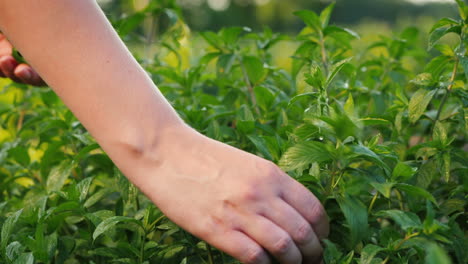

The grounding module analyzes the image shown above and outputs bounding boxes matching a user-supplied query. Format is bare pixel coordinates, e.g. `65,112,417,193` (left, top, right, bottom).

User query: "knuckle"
294,222,313,244
272,236,293,255
243,246,265,264
309,202,326,224
241,185,262,202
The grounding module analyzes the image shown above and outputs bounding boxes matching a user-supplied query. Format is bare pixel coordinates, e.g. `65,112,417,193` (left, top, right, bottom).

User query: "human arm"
0,1,329,263
0,32,45,86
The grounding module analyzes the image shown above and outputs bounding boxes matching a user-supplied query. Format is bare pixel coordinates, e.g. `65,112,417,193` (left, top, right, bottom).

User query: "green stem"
207,243,215,264
240,61,261,116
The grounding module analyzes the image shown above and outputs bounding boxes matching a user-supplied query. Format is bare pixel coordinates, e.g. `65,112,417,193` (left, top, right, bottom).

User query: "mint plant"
0,1,466,264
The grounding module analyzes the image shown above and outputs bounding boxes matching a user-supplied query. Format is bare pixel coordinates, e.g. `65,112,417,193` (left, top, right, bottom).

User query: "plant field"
0,1,467,264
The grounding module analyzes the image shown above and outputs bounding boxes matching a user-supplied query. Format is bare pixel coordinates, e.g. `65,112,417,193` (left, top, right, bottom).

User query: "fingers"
0,55,46,86
241,215,303,264
264,198,323,263
282,176,330,239
209,230,272,264
0,55,22,83
14,64,46,86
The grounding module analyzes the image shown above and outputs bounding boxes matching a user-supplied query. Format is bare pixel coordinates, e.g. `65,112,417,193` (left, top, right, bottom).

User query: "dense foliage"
0,1,467,263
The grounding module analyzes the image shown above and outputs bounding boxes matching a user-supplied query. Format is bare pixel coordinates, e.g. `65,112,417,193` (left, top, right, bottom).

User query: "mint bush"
0,1,466,263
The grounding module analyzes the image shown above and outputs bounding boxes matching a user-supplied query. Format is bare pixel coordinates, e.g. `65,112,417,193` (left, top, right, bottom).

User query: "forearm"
0,0,184,175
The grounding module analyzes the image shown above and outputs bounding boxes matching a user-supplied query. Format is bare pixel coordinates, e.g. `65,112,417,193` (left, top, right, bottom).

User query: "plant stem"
368,192,379,213
240,61,261,116
207,243,215,264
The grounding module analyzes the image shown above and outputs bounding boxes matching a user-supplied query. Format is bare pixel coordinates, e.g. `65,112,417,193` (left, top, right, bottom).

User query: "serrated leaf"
279,141,333,172
394,183,437,205
93,216,143,240
13,252,34,264
416,159,437,188
46,160,74,193
76,177,94,203
408,88,436,123
350,145,391,176
433,122,448,147
337,195,368,247
1,209,23,252
360,244,384,264
326,57,352,88
6,241,24,261
377,210,422,231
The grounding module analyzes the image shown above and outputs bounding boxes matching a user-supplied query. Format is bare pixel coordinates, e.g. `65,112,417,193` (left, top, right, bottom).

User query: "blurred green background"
97,0,460,32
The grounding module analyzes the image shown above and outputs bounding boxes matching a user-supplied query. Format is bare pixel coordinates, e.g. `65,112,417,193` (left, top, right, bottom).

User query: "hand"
130,127,329,264
0,33,46,86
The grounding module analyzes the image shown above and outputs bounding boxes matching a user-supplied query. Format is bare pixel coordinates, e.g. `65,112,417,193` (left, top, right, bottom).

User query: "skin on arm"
0,1,329,263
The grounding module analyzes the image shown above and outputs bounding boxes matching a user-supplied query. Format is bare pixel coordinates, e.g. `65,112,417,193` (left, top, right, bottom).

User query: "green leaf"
377,210,422,231
350,145,391,176
344,94,355,119
326,57,353,88
236,105,255,134
323,26,360,39
392,162,417,181
416,159,437,188
1,209,23,253
442,152,451,182
6,241,24,262
294,10,321,32
411,73,434,86
433,122,448,147
13,252,34,264
247,135,273,160
455,0,468,21
76,177,94,203
360,244,384,264
394,183,437,205
428,25,461,50
359,118,391,126
459,56,468,80
425,243,452,264
370,182,395,199
200,31,224,50
46,160,74,193
408,88,437,124
320,2,336,28
243,55,266,85
93,216,143,240
337,195,369,247
279,141,334,171
8,146,30,167
254,86,275,111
